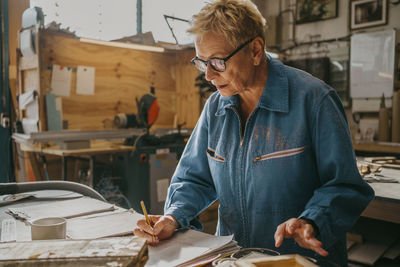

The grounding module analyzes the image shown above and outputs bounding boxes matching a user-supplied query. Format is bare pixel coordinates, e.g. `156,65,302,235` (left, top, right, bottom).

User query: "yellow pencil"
140,200,155,241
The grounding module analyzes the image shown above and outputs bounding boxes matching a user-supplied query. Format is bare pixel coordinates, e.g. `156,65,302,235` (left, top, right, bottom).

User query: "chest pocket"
253,146,306,163
206,147,226,162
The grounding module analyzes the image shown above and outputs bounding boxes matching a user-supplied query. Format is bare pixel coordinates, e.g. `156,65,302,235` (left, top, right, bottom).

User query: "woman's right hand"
133,214,179,245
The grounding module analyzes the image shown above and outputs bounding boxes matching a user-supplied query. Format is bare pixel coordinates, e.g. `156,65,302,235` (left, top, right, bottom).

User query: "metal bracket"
0,113,10,128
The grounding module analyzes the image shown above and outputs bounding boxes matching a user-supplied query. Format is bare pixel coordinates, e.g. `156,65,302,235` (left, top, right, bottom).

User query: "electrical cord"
95,175,131,209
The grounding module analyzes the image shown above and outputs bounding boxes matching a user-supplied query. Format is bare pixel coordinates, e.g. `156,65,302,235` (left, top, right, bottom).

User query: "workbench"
354,143,400,224
13,129,147,184
20,140,134,185
0,184,148,266
362,182,400,224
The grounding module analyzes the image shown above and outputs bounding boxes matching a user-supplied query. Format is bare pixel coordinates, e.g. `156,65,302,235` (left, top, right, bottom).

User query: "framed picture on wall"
296,0,338,24
350,0,388,30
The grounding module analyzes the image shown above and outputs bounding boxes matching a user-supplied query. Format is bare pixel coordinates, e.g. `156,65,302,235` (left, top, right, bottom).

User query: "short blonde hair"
188,0,266,48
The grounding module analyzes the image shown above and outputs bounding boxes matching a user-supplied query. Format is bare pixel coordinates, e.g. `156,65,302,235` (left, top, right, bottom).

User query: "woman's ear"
251,37,265,66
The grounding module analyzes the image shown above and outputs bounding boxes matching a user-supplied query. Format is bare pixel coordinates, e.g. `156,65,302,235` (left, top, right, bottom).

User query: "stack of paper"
7,197,115,221
146,229,239,267
67,210,143,239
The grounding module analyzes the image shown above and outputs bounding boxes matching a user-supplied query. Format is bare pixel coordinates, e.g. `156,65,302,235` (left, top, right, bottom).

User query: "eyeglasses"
191,38,254,73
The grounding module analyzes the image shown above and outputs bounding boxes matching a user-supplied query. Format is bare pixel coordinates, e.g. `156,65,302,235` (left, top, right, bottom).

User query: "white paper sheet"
8,197,115,221
146,230,235,267
26,99,39,121
19,89,39,121
1,219,16,243
156,178,169,202
76,66,95,95
51,65,72,97
67,210,143,239
19,89,36,110
19,29,35,57
22,118,38,134
350,29,395,99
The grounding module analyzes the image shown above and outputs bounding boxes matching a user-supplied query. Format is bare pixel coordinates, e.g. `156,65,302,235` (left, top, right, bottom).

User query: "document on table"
146,229,239,267
0,190,82,207
7,197,115,221
67,210,143,239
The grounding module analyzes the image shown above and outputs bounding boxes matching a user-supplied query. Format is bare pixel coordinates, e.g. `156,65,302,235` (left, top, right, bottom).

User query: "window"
142,0,205,44
30,0,137,41
30,0,205,44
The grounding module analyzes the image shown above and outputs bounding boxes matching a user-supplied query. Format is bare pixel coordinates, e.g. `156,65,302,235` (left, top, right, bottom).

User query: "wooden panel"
39,31,196,130
8,0,30,109
22,69,40,89
8,0,29,68
175,49,200,128
20,68,40,123
18,28,44,130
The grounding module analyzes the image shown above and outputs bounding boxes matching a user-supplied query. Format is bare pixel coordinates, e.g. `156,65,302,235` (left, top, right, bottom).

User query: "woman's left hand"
274,218,329,257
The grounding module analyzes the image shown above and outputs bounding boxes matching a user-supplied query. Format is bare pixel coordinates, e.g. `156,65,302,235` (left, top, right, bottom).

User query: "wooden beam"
354,142,400,154
80,37,165,53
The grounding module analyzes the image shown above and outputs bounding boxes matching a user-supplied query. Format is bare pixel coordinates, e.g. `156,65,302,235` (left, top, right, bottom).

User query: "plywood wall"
37,30,199,130
9,0,30,108
175,51,201,128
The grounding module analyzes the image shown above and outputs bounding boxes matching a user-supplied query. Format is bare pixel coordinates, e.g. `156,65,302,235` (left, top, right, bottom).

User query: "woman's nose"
205,64,217,81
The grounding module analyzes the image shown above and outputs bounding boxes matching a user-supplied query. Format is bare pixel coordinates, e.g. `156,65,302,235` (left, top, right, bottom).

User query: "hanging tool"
114,88,159,129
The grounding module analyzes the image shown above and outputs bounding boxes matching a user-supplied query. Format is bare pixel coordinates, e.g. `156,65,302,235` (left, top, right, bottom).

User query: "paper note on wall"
51,65,72,97
157,178,170,202
76,66,95,95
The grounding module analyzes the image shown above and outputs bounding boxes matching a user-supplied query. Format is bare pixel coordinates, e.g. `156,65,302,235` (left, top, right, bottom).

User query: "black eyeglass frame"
191,37,255,73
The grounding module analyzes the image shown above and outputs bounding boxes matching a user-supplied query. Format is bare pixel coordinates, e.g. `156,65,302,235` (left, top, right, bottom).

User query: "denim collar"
215,55,289,116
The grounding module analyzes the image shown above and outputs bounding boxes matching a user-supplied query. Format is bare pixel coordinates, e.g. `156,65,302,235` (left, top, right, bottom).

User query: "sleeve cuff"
299,208,336,248
165,206,203,231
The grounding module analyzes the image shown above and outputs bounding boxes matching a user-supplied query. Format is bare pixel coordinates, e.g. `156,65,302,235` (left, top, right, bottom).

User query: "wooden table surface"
20,140,133,157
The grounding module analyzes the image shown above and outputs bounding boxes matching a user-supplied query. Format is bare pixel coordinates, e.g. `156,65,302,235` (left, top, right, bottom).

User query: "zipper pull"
253,156,261,163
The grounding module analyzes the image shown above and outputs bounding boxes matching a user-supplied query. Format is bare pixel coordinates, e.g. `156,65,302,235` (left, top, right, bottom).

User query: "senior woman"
134,0,374,265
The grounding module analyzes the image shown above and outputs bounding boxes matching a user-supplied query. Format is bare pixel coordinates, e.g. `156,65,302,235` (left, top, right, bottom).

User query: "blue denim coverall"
164,56,374,266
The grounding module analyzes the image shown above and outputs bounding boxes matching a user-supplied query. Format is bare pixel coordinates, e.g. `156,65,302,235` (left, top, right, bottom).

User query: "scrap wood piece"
382,238,400,260
0,236,148,266
348,241,389,266
234,254,318,267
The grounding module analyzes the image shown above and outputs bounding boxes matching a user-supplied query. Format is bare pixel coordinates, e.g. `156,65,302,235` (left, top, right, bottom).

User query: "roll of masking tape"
31,217,66,240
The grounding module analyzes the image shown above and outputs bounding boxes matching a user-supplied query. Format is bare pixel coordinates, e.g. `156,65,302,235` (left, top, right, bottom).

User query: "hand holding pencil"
140,200,155,241
133,201,180,245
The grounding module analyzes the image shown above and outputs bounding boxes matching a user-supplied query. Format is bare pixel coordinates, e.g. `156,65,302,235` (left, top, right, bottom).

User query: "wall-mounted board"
350,29,396,99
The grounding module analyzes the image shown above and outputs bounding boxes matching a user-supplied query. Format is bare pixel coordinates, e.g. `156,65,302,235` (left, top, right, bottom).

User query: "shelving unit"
354,142,400,155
